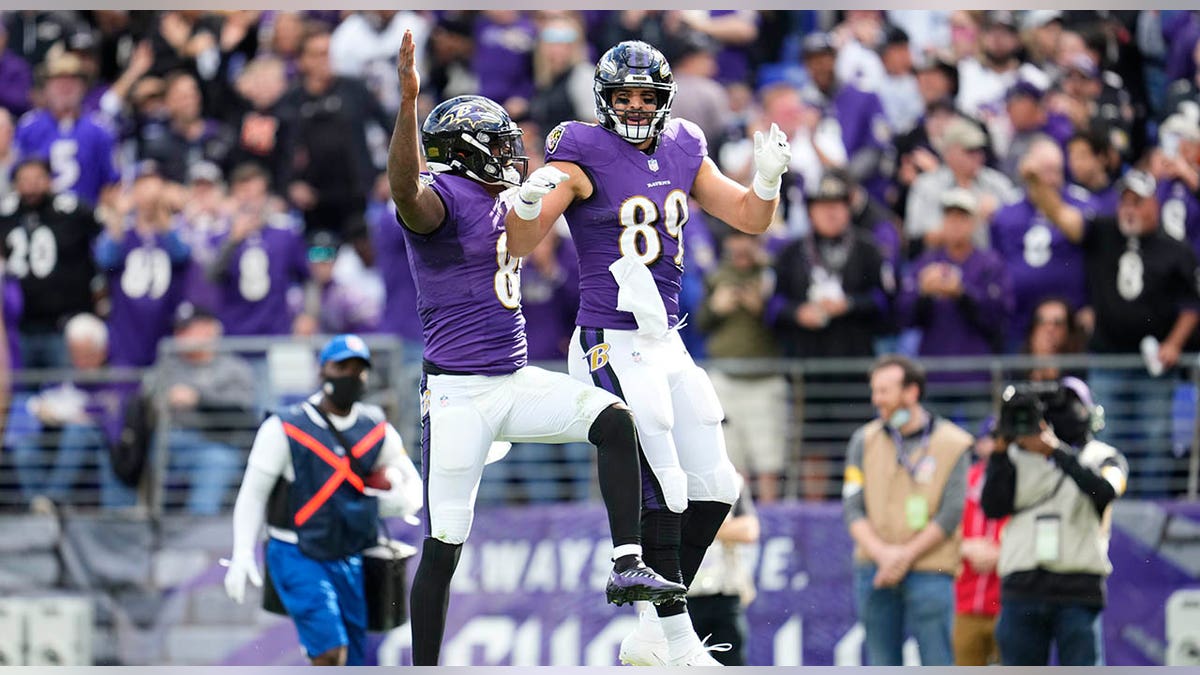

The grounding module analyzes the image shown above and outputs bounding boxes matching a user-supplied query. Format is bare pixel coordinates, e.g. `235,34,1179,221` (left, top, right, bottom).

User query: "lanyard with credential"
890,418,933,475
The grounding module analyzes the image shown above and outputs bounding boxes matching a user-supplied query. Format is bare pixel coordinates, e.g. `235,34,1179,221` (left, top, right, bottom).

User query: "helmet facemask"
597,82,676,144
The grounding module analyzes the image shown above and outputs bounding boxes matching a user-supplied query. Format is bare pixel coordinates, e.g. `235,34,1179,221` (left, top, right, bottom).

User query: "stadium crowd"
1,9,1200,510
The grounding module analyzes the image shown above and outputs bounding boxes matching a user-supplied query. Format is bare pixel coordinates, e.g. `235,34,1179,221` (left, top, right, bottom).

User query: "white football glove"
364,467,423,519
223,551,263,605
752,122,792,200
513,166,570,221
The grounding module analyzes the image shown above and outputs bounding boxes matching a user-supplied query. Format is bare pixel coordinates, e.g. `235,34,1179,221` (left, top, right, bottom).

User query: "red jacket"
955,459,1007,616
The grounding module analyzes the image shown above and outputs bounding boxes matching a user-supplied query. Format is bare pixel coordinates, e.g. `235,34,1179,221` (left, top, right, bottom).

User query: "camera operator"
982,377,1128,666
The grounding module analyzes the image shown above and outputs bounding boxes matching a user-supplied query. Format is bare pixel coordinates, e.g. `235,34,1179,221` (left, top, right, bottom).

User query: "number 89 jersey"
546,119,706,330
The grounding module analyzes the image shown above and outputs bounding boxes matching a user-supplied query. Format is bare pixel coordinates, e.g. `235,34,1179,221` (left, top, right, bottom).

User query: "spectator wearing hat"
800,31,896,207
1027,167,1200,492
298,232,382,336
95,160,192,367
995,78,1074,182
1153,113,1200,259
905,116,1019,252
176,161,230,315
957,11,1023,120
0,158,102,369
990,138,1089,350
877,24,924,135
15,48,119,205
898,188,1013,372
1057,51,1134,146
1020,11,1064,82
0,22,33,116
771,172,888,360
134,70,235,184
151,305,255,514
207,163,310,337
953,415,1007,665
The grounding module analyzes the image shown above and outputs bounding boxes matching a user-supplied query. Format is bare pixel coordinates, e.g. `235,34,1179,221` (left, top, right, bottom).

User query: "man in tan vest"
842,355,973,665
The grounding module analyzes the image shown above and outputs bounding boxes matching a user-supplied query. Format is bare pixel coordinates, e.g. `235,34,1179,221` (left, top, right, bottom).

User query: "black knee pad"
588,404,636,447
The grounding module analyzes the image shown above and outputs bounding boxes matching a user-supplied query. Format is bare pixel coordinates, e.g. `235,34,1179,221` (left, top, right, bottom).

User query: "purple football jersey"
1158,178,1200,261
546,119,706,330
401,172,526,375
15,109,119,204
96,228,191,367
175,213,228,315
989,194,1089,345
216,223,310,336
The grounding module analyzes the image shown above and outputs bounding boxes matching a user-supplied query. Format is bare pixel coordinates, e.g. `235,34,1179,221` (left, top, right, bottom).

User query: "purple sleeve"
961,254,1013,333
290,230,310,283
896,258,927,329
544,123,586,165
94,231,125,271
93,122,121,189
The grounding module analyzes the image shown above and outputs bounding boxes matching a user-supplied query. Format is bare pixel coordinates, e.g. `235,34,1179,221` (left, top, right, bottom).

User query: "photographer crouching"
982,377,1128,666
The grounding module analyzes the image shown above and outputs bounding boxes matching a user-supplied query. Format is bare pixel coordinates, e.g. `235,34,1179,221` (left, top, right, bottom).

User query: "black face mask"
323,374,365,411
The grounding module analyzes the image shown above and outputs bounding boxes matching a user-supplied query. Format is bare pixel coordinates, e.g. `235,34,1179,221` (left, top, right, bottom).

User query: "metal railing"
2,346,1197,515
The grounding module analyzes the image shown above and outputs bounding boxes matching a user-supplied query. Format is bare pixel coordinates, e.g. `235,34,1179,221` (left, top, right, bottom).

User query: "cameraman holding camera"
982,377,1128,666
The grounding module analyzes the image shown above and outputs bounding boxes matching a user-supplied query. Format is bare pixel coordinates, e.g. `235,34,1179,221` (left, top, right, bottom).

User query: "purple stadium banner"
221,502,1200,666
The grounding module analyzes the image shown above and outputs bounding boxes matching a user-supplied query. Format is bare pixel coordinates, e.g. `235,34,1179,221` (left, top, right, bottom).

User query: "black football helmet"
594,41,677,144
421,95,528,187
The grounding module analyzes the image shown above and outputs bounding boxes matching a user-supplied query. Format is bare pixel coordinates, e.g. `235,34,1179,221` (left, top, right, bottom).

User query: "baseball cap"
806,172,850,203
319,334,372,368
1006,79,1045,102
941,187,978,214
881,25,909,49
1119,170,1156,199
188,160,224,185
133,159,161,181
942,117,988,151
1064,53,1099,79
801,32,836,58
308,231,340,264
41,50,87,79
1161,113,1200,142
1023,10,1063,32
984,10,1018,31
173,302,220,331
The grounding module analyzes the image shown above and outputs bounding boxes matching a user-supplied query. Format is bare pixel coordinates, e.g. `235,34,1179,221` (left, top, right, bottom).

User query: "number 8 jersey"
546,118,706,330
400,172,527,375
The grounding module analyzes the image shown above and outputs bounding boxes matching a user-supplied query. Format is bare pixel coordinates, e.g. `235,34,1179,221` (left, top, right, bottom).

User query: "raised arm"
1023,164,1085,244
387,30,444,235
690,122,790,235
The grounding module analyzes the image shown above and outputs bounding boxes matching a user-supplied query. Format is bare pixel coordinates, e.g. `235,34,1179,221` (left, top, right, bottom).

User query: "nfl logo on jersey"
647,158,659,172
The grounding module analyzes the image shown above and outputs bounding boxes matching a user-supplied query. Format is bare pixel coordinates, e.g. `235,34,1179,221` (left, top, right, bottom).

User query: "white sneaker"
618,628,668,666
667,636,732,666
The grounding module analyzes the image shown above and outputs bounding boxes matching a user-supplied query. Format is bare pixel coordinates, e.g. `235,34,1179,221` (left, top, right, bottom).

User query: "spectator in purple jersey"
1066,125,1121,221
207,163,310,337
990,139,1089,350
134,71,234,184
95,161,191,367
996,79,1074,182
473,11,537,121
298,232,382,336
10,314,136,509
175,161,228,314
1153,113,1200,258
800,32,896,207
0,23,33,117
898,188,1013,373
15,50,119,205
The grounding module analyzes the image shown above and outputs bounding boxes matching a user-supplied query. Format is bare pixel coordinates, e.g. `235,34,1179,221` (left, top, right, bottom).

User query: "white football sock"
659,612,701,658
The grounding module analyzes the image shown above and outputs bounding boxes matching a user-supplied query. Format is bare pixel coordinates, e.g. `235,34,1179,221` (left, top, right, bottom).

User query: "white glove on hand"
513,166,569,221
365,467,423,518
752,122,792,200
223,552,263,605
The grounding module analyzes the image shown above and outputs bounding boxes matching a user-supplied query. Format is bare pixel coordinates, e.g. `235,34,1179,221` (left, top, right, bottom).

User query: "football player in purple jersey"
386,31,684,666
505,40,791,665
